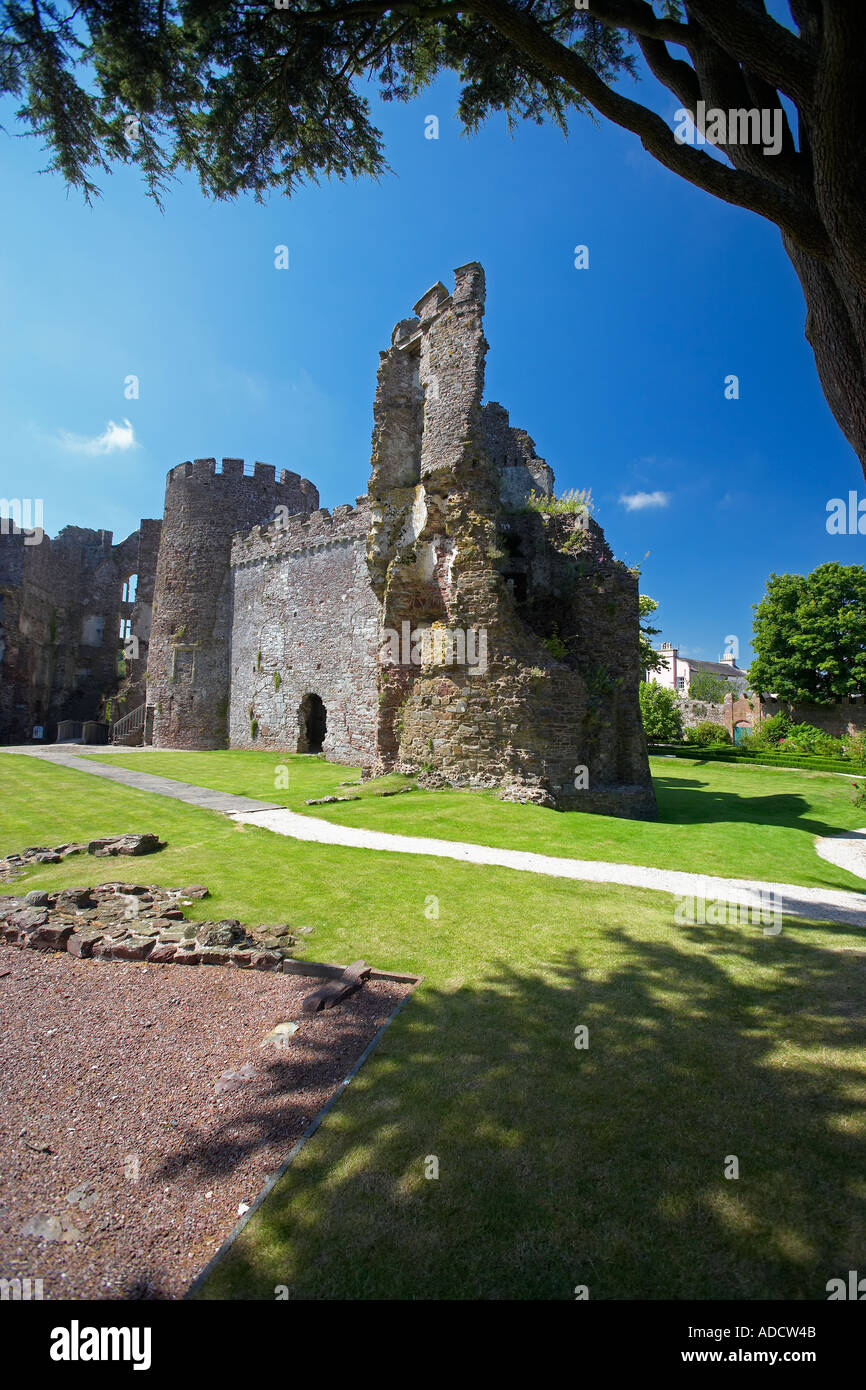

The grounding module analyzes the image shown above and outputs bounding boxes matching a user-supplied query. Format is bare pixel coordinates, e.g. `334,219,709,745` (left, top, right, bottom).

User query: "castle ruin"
1,265,656,818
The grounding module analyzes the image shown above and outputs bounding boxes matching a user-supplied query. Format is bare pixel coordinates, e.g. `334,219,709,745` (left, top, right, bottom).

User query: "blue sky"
0,36,862,668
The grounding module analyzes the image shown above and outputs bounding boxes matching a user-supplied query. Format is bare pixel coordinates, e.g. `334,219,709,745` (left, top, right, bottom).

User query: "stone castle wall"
228,501,379,761
4,265,657,821
0,522,159,742
147,459,319,750
365,263,656,816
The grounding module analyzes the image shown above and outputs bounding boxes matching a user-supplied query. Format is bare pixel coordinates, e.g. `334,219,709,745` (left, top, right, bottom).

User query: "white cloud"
57,418,139,455
619,490,670,512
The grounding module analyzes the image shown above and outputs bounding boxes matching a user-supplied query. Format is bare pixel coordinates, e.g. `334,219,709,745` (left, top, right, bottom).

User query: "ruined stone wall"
0,529,47,741
229,501,378,761
0,523,159,743
147,459,319,749
482,402,554,508
49,528,126,724
365,263,656,817
126,517,161,697
104,519,161,724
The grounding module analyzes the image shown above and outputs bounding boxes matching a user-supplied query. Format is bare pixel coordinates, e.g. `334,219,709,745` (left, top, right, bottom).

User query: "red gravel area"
0,948,410,1299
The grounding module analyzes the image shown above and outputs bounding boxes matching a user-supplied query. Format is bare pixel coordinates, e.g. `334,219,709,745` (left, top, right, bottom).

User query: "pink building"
649,642,747,695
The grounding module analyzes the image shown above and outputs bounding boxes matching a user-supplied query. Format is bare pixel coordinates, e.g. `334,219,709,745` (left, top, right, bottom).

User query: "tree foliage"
688,670,729,703
684,718,730,746
638,679,683,743
638,594,663,674
749,563,866,706
4,3,866,472
0,2,829,228
0,0,632,202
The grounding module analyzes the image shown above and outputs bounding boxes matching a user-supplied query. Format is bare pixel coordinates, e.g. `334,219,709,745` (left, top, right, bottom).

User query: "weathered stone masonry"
0,522,160,743
229,500,378,763
2,264,656,819
222,262,655,816
362,263,655,816
146,459,319,750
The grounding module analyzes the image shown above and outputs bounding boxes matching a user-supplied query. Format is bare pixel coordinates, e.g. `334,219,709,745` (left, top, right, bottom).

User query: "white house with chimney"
649,642,749,695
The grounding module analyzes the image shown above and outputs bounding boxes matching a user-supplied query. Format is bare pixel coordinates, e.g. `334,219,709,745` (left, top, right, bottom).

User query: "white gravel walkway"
5,746,866,928
231,806,866,928
814,827,866,879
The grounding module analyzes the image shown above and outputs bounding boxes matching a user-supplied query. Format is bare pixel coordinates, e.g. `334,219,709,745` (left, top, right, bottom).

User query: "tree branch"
292,0,830,255
468,0,829,256
686,27,802,193
684,0,816,113
585,0,691,46
635,32,700,111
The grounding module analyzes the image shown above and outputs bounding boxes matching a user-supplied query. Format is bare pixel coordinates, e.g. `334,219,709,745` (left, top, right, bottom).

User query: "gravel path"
229,806,866,927
0,948,407,1299
6,747,866,926
814,827,866,879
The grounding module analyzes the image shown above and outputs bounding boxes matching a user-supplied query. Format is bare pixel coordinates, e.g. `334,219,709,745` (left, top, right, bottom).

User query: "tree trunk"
782,235,866,478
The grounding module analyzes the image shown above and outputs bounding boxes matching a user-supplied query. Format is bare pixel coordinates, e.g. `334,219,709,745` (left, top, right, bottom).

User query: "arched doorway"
297,693,327,754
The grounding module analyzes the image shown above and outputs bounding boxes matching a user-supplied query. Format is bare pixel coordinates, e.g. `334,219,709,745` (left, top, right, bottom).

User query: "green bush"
751,712,792,746
734,731,758,752
543,631,568,659
523,487,592,517
779,722,843,757
844,731,866,761
688,671,729,703
639,682,684,743
745,716,845,759
685,720,731,747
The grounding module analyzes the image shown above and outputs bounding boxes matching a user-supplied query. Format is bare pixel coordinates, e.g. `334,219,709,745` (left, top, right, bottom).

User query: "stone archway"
297,693,327,754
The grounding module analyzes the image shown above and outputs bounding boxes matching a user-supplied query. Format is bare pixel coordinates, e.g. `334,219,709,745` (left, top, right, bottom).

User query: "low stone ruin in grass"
0,834,165,882
0,880,300,970
0,839,386,1010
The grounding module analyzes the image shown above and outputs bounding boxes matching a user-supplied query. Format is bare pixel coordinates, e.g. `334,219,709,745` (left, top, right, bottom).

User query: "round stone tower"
146,457,318,748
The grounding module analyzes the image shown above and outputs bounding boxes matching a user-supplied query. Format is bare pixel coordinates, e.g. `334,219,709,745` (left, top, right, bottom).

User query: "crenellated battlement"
165,457,318,502
231,496,370,569
391,262,486,355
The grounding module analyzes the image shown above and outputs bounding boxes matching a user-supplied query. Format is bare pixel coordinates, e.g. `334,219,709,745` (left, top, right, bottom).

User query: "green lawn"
1,751,865,1299
83,748,866,892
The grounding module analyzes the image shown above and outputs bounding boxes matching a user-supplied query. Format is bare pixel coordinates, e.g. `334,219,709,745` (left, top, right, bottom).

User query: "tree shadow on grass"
191,917,866,1301
654,773,856,843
